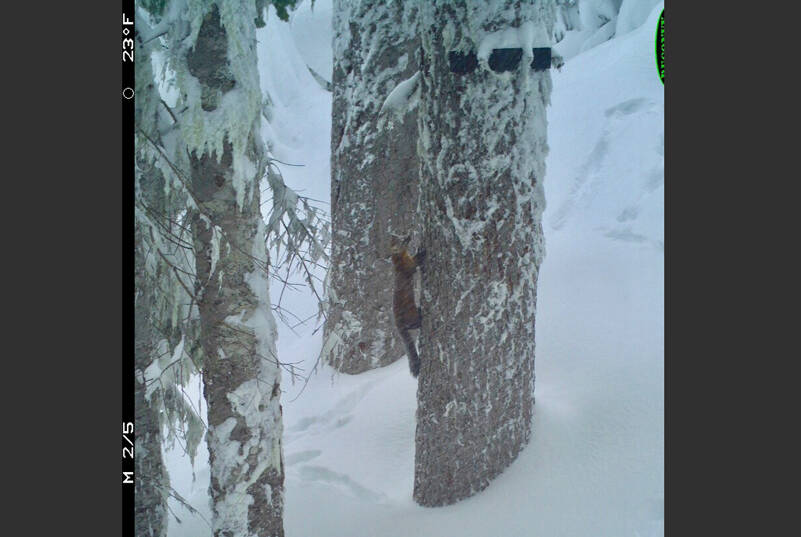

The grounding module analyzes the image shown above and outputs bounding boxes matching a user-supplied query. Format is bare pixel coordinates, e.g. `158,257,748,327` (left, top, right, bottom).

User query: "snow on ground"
164,1,664,536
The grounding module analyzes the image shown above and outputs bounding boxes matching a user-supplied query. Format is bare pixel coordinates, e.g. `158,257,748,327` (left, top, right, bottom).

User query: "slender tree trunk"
135,1,289,534
183,4,284,536
324,0,421,373
191,152,284,537
414,0,555,506
135,215,169,537
133,26,170,537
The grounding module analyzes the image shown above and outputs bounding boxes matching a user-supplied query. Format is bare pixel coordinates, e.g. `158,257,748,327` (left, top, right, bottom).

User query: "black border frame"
122,1,135,536
15,1,125,534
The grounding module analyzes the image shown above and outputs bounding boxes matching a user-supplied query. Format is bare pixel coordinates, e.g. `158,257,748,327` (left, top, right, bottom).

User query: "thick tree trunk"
186,5,284,536
324,0,421,374
414,0,554,506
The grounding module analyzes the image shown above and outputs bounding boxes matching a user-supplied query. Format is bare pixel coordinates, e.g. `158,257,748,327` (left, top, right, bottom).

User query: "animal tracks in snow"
548,135,609,231
548,97,663,251
603,97,651,118
285,449,322,466
283,378,390,503
286,381,375,438
286,448,388,503
297,465,387,503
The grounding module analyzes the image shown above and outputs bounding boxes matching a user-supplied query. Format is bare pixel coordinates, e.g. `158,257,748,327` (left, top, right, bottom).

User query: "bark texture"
324,0,421,373
191,148,285,537
186,5,284,536
413,0,554,507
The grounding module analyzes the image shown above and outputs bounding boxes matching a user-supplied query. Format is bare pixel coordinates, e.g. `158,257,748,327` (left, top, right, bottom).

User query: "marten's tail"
399,328,420,378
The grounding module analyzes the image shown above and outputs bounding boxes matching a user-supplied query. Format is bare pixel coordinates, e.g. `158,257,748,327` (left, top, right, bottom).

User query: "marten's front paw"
415,248,427,265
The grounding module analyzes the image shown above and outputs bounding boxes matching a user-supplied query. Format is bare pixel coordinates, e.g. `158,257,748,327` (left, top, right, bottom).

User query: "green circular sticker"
655,10,665,84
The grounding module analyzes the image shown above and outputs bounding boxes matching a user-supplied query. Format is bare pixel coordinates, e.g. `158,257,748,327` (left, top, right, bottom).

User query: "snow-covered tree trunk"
191,162,284,537
158,2,284,535
324,0,421,374
133,27,171,537
413,0,555,506
135,211,169,537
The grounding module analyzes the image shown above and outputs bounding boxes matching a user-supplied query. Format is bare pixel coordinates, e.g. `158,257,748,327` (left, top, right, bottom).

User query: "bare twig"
163,485,212,528
268,157,305,167
160,99,179,124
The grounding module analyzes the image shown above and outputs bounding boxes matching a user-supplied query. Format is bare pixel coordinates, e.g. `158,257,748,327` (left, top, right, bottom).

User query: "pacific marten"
390,235,425,378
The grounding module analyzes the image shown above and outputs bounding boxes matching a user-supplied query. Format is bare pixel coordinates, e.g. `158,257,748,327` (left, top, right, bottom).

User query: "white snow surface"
163,1,664,536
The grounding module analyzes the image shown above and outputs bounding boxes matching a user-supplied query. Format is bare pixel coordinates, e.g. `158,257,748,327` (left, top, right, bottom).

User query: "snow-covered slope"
164,1,664,536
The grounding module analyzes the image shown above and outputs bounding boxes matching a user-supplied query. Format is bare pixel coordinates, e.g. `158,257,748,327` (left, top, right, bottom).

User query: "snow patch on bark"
378,70,420,122
476,21,552,63
161,0,265,210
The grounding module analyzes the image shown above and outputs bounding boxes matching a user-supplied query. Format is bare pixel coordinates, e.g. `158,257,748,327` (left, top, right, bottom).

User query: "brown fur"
390,236,425,377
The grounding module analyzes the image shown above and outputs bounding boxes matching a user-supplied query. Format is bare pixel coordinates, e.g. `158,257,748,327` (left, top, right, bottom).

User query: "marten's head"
389,233,411,256
388,233,414,269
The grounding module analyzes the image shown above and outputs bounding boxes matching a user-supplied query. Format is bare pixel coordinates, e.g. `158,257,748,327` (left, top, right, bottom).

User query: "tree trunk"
184,4,285,536
413,0,555,506
135,215,169,537
191,152,285,537
324,0,421,374
133,27,170,537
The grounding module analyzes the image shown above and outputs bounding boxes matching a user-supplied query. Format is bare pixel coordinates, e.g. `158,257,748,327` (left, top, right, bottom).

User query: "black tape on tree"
449,48,553,75
531,47,552,71
448,51,478,74
488,48,523,72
